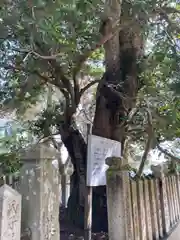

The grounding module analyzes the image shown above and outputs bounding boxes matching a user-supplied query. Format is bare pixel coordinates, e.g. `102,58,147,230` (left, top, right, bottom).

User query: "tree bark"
61,126,108,231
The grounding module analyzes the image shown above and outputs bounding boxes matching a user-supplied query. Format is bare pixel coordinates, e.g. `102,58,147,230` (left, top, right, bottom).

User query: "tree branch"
52,63,74,101
1,64,52,84
73,75,80,106
156,141,180,162
1,63,76,123
12,47,74,97
12,48,63,60
72,19,131,77
136,107,154,177
31,41,78,120
160,7,180,15
79,79,99,97
32,51,62,60
126,106,140,124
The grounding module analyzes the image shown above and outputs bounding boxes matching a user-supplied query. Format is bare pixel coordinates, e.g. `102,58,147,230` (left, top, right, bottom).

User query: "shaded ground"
167,223,180,240
60,207,108,240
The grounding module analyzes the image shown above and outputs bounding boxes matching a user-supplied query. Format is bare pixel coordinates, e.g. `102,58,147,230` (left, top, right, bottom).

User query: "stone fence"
0,143,60,240
1,170,71,209
106,157,180,240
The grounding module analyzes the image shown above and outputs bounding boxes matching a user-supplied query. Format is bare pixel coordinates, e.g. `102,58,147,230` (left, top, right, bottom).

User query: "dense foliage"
0,121,33,174
0,0,180,168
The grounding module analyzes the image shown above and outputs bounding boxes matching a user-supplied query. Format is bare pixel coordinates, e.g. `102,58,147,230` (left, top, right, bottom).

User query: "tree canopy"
0,0,180,165
0,120,32,174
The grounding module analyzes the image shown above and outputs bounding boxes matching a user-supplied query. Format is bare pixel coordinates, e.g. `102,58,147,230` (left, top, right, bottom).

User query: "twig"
1,64,52,83
12,48,63,60
14,42,76,112
32,50,63,60
11,48,73,95
11,47,63,60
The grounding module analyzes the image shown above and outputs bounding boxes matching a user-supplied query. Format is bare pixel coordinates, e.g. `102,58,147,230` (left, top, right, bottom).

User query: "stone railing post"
0,184,22,240
106,157,133,240
19,144,60,240
151,164,170,235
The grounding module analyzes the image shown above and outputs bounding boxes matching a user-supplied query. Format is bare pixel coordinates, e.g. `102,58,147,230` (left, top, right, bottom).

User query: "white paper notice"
86,135,121,186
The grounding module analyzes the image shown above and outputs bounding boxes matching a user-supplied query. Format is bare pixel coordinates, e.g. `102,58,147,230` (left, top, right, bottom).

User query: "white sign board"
86,135,121,186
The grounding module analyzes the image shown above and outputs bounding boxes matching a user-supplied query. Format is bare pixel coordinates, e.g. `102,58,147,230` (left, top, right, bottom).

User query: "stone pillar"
19,144,60,240
151,164,170,235
106,157,133,240
0,184,22,240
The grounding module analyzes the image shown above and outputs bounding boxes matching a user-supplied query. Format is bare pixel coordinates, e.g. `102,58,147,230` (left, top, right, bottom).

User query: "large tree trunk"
62,127,108,231
61,0,145,232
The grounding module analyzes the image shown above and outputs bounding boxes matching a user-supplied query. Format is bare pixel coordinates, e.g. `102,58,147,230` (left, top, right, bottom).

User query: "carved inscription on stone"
0,184,21,240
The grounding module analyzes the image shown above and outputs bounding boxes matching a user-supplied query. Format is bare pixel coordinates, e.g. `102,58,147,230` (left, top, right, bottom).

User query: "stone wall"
19,144,60,240
106,160,180,240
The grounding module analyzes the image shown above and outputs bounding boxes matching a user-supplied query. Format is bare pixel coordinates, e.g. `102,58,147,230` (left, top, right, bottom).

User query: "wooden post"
84,124,93,240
